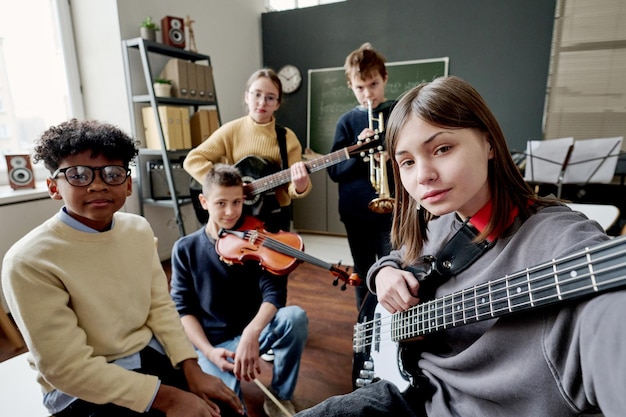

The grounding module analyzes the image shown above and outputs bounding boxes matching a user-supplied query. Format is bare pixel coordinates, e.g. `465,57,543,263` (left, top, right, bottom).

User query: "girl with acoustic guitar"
294,76,626,416
183,68,311,233
170,164,308,417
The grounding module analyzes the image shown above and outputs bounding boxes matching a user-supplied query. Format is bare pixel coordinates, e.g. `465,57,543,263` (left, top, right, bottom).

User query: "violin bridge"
248,230,259,245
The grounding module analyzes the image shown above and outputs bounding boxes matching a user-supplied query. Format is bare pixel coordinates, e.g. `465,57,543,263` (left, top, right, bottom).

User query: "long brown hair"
387,76,551,264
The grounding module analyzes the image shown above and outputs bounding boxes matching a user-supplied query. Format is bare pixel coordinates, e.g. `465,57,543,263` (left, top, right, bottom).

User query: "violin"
216,216,361,289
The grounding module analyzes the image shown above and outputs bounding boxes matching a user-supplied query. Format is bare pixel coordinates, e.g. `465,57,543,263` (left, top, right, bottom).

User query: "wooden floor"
0,261,359,416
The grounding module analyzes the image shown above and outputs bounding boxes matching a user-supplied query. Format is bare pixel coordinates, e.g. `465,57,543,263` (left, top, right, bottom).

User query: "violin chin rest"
219,256,234,266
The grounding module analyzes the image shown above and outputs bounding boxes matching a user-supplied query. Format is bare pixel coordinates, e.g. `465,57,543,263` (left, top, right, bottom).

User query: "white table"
566,203,620,232
0,353,49,417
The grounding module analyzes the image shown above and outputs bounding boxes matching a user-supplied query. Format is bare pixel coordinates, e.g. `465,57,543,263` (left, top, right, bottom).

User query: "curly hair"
33,119,139,173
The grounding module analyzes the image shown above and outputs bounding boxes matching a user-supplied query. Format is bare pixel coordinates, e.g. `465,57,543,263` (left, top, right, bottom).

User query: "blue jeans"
196,305,308,401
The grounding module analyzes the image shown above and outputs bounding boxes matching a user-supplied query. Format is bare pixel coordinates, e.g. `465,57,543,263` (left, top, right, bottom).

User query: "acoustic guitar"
353,235,626,391
235,136,381,209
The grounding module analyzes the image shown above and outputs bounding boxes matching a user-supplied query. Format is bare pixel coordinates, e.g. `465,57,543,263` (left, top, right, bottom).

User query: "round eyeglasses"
248,90,278,105
51,165,130,187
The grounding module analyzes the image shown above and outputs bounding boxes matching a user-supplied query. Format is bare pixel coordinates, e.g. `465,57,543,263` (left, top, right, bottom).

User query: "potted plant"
153,78,172,97
140,16,159,41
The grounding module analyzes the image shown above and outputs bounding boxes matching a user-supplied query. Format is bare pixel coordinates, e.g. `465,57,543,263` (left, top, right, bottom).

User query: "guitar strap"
400,201,518,400
275,124,288,169
409,219,489,301
413,199,518,298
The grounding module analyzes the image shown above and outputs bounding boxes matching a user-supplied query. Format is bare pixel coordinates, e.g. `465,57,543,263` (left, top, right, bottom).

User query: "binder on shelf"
186,61,198,99
142,106,191,150
190,110,211,147
208,108,220,131
180,108,192,149
195,64,207,100
200,64,216,101
159,59,189,98
190,109,220,147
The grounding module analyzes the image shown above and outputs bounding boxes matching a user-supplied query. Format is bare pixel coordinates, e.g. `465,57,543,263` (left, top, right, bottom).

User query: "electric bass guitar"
235,136,381,208
353,235,626,392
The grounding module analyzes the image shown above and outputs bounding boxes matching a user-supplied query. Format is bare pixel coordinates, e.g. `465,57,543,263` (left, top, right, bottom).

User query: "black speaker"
161,16,185,49
5,154,36,190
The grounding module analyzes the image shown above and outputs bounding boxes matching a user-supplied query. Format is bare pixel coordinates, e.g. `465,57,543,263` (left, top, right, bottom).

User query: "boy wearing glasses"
2,119,244,417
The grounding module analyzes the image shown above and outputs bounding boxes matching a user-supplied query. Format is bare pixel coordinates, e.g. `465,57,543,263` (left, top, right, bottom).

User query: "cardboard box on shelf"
159,59,189,98
190,109,220,147
142,106,191,150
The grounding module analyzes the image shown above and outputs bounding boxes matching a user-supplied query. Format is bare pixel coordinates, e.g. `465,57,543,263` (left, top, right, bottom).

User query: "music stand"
524,136,624,198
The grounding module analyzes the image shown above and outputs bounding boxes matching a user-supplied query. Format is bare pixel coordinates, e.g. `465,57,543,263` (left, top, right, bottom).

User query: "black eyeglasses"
51,165,130,187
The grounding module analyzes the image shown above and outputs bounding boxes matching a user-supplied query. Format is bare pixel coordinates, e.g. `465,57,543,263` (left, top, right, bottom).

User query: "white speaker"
5,154,36,189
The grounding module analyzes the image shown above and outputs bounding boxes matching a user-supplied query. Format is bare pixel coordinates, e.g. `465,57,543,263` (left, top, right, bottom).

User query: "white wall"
70,0,266,132
68,0,266,258
1,196,64,311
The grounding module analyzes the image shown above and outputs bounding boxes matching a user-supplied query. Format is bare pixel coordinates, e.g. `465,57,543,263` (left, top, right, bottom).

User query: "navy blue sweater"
327,100,395,222
170,226,288,346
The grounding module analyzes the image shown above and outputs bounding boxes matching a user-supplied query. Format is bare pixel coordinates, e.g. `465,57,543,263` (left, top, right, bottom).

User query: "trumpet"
364,99,394,214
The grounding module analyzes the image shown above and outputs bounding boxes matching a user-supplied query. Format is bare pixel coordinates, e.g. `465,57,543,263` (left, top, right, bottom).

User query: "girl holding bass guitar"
295,76,626,417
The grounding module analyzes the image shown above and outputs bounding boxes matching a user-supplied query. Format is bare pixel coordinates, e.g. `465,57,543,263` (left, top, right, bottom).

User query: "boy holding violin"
169,164,309,417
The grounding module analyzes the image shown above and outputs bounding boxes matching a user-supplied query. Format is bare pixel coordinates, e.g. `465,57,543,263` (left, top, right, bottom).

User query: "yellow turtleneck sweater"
183,115,311,206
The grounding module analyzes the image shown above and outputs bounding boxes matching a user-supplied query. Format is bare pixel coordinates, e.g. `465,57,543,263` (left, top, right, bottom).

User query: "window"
266,0,345,12
0,0,83,185
544,0,626,144
0,123,8,139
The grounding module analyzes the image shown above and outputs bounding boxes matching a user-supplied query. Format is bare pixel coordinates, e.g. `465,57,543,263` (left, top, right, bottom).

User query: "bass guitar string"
353,244,626,351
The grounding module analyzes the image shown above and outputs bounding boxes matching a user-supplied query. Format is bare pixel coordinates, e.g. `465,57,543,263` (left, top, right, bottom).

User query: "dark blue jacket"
327,100,395,223
170,226,288,345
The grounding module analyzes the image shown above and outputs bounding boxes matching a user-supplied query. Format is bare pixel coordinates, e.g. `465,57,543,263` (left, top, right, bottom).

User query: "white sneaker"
261,349,275,362
263,397,296,417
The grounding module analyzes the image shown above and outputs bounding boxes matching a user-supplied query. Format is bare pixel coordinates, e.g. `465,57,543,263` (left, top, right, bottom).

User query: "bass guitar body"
353,301,415,392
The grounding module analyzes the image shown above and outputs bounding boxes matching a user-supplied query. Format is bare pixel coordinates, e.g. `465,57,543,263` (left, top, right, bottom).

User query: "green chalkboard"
307,57,449,153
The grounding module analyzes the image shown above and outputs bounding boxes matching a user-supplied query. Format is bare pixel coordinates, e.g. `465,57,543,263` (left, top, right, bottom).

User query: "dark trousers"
294,379,427,417
342,214,392,310
55,346,242,417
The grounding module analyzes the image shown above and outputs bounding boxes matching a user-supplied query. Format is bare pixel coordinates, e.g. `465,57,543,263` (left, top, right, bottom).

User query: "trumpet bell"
368,197,394,214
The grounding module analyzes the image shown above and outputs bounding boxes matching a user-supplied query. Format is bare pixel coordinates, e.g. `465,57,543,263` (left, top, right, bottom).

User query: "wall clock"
277,64,302,94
